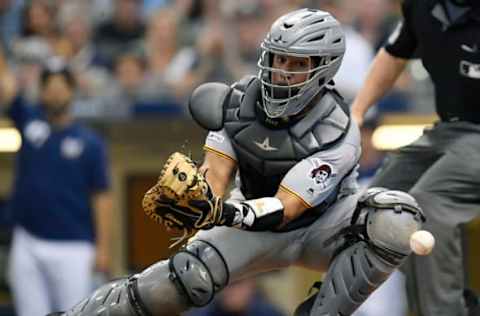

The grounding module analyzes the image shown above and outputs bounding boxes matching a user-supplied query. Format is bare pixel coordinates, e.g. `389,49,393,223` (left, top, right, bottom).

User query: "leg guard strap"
127,275,152,316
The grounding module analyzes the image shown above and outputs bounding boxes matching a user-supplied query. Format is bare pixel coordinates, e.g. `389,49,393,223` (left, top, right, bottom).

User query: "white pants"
8,227,95,316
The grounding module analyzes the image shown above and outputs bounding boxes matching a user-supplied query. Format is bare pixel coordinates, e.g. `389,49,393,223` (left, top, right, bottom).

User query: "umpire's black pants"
370,121,480,316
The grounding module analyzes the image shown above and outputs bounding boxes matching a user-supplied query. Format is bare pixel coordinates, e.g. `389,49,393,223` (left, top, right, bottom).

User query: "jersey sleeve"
279,143,360,208
384,0,417,59
203,129,237,162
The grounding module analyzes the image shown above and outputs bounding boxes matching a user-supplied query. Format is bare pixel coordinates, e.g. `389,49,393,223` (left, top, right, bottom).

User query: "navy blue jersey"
7,97,110,241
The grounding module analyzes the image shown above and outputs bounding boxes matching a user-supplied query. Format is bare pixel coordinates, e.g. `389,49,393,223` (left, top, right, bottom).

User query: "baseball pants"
8,227,95,316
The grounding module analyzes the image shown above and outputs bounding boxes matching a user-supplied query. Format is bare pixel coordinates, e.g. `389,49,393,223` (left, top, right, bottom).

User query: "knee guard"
60,240,229,316
362,188,425,263
168,239,229,307
134,239,229,315
295,188,425,316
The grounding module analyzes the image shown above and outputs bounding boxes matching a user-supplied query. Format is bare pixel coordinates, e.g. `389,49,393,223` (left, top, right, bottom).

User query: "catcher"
53,8,426,316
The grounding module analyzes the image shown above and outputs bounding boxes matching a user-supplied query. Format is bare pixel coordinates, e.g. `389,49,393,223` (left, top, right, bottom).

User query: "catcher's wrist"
221,202,244,227
222,198,284,231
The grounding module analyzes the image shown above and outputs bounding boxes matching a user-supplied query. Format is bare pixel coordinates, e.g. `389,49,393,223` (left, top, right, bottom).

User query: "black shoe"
46,313,64,316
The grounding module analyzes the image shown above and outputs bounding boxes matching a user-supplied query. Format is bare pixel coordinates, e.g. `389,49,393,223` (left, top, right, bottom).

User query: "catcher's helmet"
257,8,345,118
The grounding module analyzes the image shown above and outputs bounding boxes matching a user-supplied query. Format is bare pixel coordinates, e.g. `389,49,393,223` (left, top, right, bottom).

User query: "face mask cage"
257,44,333,118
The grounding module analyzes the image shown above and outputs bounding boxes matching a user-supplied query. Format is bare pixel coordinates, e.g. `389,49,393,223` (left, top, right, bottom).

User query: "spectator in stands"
319,0,374,102
11,0,59,103
114,53,148,100
353,0,390,47
188,18,236,86
103,52,147,118
0,0,24,56
142,0,169,18
18,0,57,42
94,0,145,68
56,2,110,98
144,8,194,100
173,0,205,46
222,1,267,80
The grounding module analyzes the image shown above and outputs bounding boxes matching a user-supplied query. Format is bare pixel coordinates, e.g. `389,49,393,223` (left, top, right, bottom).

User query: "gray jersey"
205,125,360,205
205,76,361,230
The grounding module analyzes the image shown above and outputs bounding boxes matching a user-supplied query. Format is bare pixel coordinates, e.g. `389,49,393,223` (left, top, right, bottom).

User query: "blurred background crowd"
0,0,447,315
0,0,435,120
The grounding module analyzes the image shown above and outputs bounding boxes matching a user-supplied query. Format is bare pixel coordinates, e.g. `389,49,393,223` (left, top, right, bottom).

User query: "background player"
0,58,113,316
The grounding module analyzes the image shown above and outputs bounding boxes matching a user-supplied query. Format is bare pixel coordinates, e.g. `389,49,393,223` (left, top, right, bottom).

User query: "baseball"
410,230,435,256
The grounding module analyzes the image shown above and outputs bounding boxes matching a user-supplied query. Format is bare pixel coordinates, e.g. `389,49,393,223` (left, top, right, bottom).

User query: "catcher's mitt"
142,152,224,247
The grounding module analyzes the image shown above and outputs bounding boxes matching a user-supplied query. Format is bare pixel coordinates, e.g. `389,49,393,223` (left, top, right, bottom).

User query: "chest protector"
225,76,349,198
190,76,350,228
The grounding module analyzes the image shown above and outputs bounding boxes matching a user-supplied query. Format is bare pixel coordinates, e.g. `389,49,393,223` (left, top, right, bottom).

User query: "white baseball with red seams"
410,230,435,256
